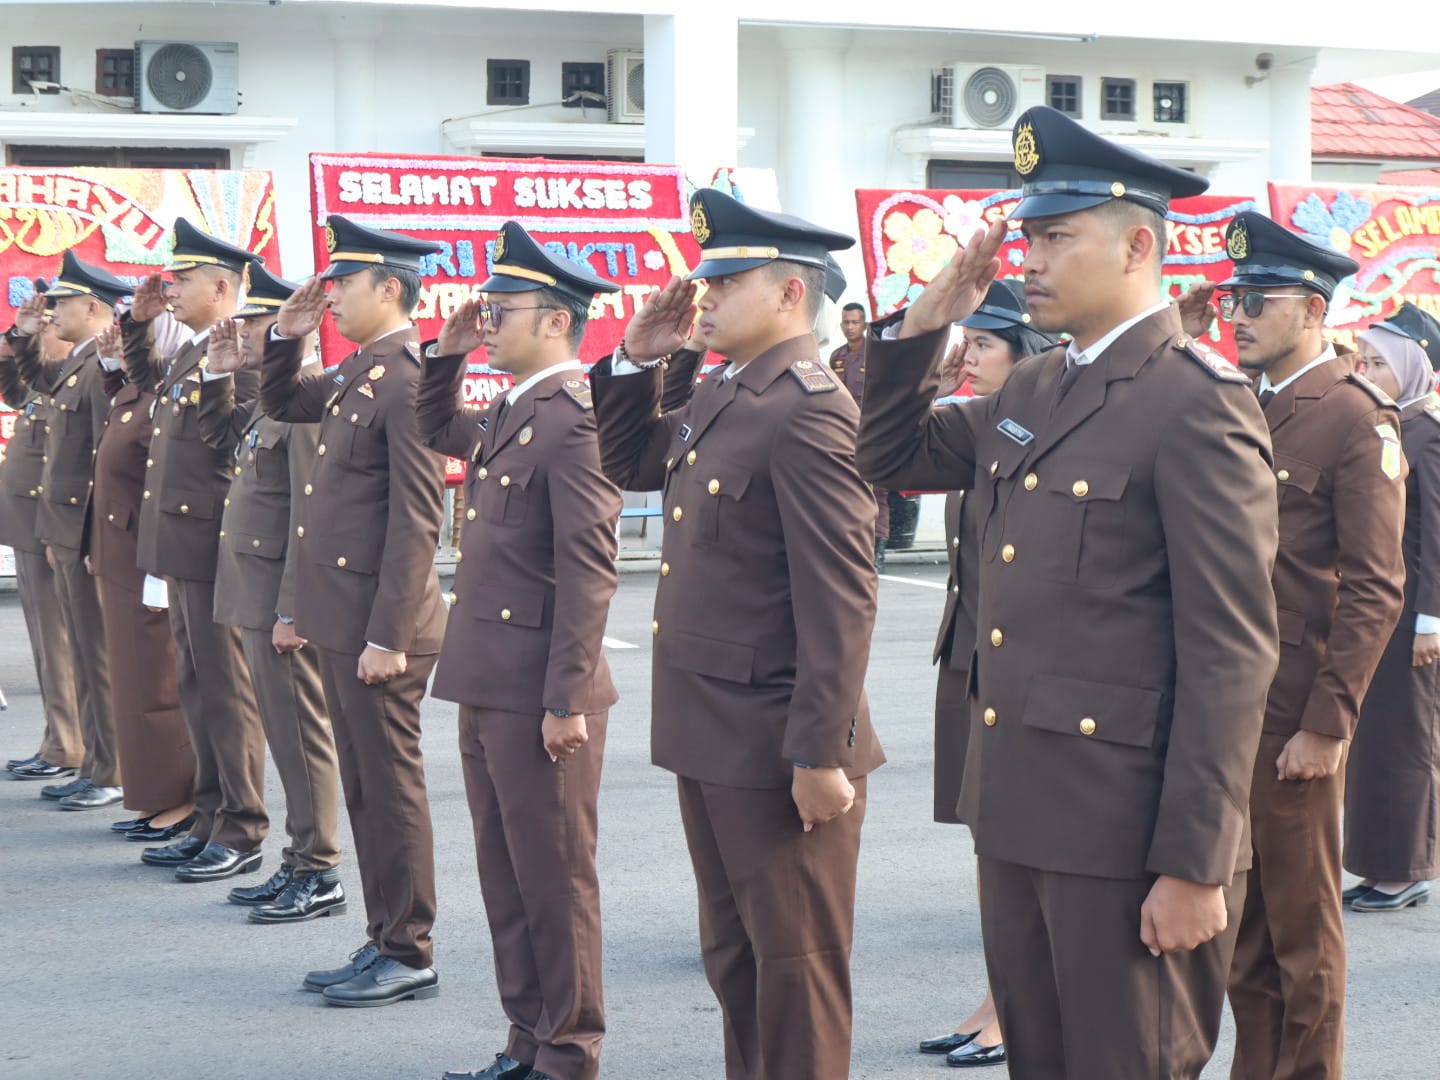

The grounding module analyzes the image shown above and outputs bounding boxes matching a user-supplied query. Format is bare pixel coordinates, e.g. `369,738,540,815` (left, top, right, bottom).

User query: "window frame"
1047,75,1083,118
486,58,531,106
1100,77,1137,122
1153,81,1190,125
12,46,61,94
94,48,135,98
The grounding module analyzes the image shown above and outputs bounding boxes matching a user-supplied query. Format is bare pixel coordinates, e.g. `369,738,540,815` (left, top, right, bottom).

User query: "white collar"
507,359,583,405
189,326,213,347
1259,346,1337,395
73,336,96,356
370,324,412,348
1066,302,1171,367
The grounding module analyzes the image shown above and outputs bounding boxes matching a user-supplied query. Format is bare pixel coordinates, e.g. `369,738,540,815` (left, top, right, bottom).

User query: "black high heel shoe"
111,815,155,834
921,1032,979,1055
126,812,199,843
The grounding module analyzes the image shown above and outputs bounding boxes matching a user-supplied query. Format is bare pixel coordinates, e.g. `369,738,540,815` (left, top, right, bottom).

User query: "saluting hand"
358,644,407,685
14,293,47,337
129,273,169,324
1275,729,1344,781
1175,282,1218,340
939,339,967,394
542,712,589,763
792,766,855,832
276,277,329,340
205,319,244,375
96,323,122,362
1140,875,1229,956
1414,632,1440,667
623,275,699,362
899,220,1007,339
436,297,487,357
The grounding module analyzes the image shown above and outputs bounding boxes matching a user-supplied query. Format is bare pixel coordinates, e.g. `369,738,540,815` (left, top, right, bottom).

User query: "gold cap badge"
325,224,337,254
494,229,507,264
1227,220,1249,261
1013,121,1040,176
691,202,712,245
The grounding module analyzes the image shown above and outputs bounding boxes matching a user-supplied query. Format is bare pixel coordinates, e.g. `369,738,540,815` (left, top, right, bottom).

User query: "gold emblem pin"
189,389,200,405
1013,120,1040,176
357,383,375,398
368,365,386,381
691,202,713,245
518,426,533,446
1227,220,1250,261
66,374,79,388
119,410,132,423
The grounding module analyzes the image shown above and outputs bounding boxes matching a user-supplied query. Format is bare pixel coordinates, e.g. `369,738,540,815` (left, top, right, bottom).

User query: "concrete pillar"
1268,54,1317,185
644,12,738,181
330,11,383,153
777,30,851,232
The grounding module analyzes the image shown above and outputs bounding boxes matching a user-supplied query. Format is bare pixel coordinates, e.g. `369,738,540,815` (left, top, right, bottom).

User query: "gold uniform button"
251,539,261,549
106,513,114,522
672,506,683,522
1024,473,1038,491
708,479,720,495
1072,480,1089,498
983,707,997,727
224,497,231,507
478,467,488,480
297,526,305,538
235,466,243,476
952,585,959,595
660,561,670,576
41,455,47,463
153,426,161,437
500,475,511,487
69,497,78,505
146,458,154,468
953,537,960,549
180,504,189,514
219,530,225,538
27,488,36,497
686,450,697,465
455,551,463,563
1079,717,1097,736
501,608,512,621
466,508,476,521
36,485,42,493
317,444,326,456
337,556,347,567
332,405,340,416
143,490,151,500
666,457,675,469
304,484,313,495
447,592,458,606
350,413,359,423
1002,544,1016,563
1277,469,1291,482
651,619,660,635
989,461,999,477
991,628,1004,647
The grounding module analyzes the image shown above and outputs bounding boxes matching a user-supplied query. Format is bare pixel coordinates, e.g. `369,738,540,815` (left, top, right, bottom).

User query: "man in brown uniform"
10,254,127,810
123,218,267,882
857,107,1280,1079
196,263,345,924
423,223,622,1080
262,216,448,1007
1215,212,1405,1080
593,190,885,1080
1,315,83,784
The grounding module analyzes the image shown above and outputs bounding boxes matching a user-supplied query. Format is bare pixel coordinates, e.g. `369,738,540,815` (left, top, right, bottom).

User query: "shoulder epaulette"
787,358,838,394
1346,370,1397,409
1174,336,1251,384
559,378,593,410
403,341,422,365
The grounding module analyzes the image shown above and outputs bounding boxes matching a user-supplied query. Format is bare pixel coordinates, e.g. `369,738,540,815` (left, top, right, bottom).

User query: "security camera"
1255,53,1274,72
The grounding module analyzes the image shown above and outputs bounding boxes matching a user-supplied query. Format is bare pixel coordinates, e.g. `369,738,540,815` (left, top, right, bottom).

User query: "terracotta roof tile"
1313,83,1440,161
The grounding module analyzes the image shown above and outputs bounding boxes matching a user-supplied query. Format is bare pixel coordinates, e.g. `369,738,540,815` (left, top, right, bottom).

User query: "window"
1048,76,1082,118
13,46,60,94
561,61,606,109
487,59,530,106
95,48,135,97
927,160,1019,190
1100,78,1136,121
5,145,231,169
1153,82,1189,124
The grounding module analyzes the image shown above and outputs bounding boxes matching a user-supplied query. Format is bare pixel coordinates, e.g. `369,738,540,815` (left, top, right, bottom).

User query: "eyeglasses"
1218,292,1314,321
479,302,557,330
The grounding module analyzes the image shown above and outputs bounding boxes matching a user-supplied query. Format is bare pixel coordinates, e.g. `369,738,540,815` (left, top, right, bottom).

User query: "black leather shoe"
1352,882,1431,912
442,1053,532,1080
249,869,346,923
60,783,123,810
174,842,261,882
229,865,294,906
1342,882,1373,905
322,955,438,1008
112,815,154,834
126,814,198,843
8,754,42,772
303,943,381,993
13,760,76,782
140,834,208,867
921,1031,979,1054
948,1042,1006,1067
39,774,86,796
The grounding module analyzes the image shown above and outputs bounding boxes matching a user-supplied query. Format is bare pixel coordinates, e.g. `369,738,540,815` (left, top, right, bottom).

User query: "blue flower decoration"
1007,248,1025,267
1290,191,1371,255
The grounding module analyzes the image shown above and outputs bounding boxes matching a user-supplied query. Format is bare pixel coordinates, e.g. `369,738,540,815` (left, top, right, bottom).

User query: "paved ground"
1,564,1436,1079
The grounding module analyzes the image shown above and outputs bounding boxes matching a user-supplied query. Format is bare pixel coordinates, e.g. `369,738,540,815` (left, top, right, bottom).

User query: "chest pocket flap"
482,462,537,527
1023,673,1162,749
1045,462,1131,502
1275,457,1321,493
159,488,217,520
694,460,753,542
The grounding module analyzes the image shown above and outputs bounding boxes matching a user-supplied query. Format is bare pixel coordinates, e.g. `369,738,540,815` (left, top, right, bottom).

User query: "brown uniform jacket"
199,370,319,633
858,309,1279,886
87,380,157,588
260,328,446,657
593,333,885,790
829,341,867,403
417,356,621,716
122,316,260,582
1262,356,1406,740
10,334,109,550
0,356,47,554
936,490,978,671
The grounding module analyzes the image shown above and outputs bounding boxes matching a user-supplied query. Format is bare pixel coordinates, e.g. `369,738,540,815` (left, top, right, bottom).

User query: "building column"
777,30,851,232
1268,54,1317,184
330,11,383,153
644,12,738,182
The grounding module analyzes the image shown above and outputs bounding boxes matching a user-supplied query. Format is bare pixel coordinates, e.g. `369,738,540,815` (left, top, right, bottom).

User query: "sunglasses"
478,302,557,330
1219,292,1313,321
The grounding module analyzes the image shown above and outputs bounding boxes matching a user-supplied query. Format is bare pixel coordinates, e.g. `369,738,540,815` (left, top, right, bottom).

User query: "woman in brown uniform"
1342,322,1440,912
918,280,1055,1069
88,320,196,841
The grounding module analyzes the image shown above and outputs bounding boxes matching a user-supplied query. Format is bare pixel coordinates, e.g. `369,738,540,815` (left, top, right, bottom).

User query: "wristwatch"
547,709,572,718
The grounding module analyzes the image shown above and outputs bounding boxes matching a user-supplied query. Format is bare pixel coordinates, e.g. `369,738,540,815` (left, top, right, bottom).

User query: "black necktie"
1056,358,1084,402
1259,389,1276,407
493,397,511,433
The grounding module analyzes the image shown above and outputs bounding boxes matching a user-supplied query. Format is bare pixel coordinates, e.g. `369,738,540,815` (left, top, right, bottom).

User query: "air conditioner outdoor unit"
937,64,1045,129
135,41,239,115
607,49,644,124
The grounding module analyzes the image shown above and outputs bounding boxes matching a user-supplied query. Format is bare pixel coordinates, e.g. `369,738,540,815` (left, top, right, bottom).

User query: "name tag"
997,418,1034,446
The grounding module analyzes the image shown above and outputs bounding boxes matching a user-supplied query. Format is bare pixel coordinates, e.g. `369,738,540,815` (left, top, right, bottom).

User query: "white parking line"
877,573,948,591
603,636,639,650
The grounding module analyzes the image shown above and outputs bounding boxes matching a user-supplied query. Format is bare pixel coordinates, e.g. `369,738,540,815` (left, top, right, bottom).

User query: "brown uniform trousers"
261,327,446,969
13,335,117,785
0,360,83,767
1345,400,1440,882
859,311,1280,1080
1230,358,1406,1080
122,316,265,850
420,356,621,1080
201,373,339,872
594,335,885,1080
87,379,194,812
